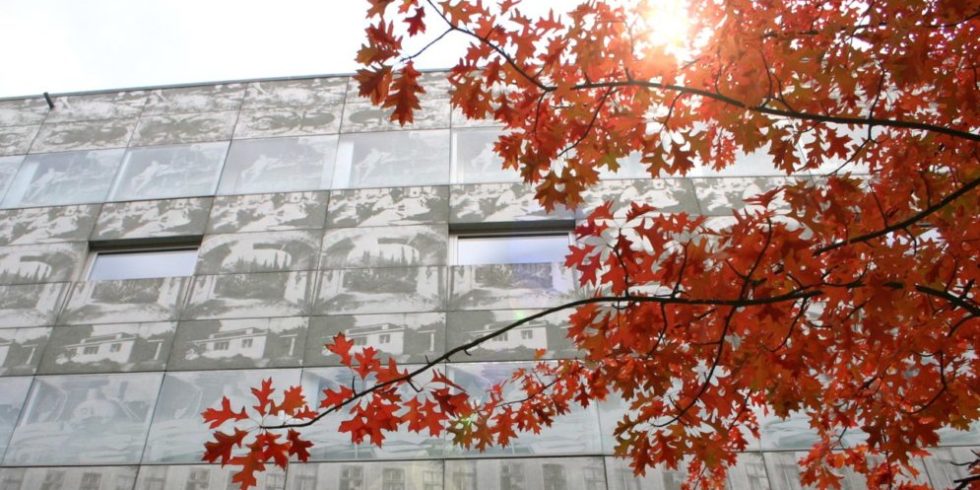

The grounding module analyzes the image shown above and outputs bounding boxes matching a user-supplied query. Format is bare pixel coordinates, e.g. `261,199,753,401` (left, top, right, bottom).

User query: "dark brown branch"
916,285,980,317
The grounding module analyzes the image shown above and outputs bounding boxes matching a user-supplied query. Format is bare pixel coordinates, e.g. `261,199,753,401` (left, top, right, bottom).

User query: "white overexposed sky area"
0,0,579,98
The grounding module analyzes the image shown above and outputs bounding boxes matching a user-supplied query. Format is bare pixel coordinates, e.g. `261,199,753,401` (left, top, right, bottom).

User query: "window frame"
85,238,202,282
449,226,574,266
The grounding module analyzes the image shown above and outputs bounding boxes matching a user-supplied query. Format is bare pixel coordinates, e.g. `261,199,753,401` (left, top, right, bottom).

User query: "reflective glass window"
1,150,124,208
333,130,449,188
451,127,519,184
110,142,228,201
217,135,337,195
88,249,198,281
456,234,570,265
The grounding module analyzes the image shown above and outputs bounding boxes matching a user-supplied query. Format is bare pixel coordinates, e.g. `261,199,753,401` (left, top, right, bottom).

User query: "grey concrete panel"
2,149,124,208
30,119,136,153
450,183,576,223
449,263,577,311
110,142,228,201
0,98,48,127
757,410,865,451
3,372,162,465
143,83,246,115
0,241,87,285
0,327,49,376
60,277,189,325
131,111,237,146
581,178,701,217
341,73,451,133
0,204,99,246
691,176,803,216
921,447,980,489
333,130,451,189
208,191,329,233
0,125,38,156
38,322,175,375
196,230,321,274
0,466,138,490
183,271,312,320
446,458,607,490
319,224,448,269
315,266,447,315
0,377,32,460
136,465,286,490
242,77,347,110
0,282,68,328
286,461,443,490
446,309,577,362
235,107,341,139
305,312,445,366
218,135,337,195
326,186,449,228
143,369,301,463
604,455,688,490
763,451,929,489
46,92,147,123
446,362,603,457
169,317,307,370
92,197,212,240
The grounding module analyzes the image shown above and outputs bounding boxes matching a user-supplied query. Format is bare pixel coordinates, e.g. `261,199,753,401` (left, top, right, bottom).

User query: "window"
109,343,122,352
79,472,101,490
520,330,533,340
213,341,230,351
66,348,77,357
241,338,254,348
378,334,391,344
352,336,367,346
187,468,210,490
83,346,99,355
339,466,363,490
542,464,567,490
88,246,199,281
454,232,571,265
382,468,405,490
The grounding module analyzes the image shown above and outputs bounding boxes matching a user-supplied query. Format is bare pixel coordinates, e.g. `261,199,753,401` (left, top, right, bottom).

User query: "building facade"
0,73,974,490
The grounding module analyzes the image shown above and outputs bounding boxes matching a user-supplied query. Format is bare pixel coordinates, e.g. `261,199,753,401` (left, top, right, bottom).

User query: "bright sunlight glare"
642,0,692,56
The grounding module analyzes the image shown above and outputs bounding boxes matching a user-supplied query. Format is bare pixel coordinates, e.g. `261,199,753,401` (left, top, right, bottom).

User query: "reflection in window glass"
88,249,198,281
109,142,228,201
333,130,449,189
452,127,519,184
456,234,569,265
0,156,24,202
1,150,124,208
217,135,337,195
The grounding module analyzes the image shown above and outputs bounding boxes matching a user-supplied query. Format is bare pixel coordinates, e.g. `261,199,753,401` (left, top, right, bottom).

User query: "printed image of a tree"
203,1,980,488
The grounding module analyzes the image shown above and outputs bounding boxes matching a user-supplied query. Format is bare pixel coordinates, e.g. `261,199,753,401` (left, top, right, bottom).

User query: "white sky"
0,0,477,97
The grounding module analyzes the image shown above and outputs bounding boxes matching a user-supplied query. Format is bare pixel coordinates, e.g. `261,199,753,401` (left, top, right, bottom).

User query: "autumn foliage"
204,0,980,488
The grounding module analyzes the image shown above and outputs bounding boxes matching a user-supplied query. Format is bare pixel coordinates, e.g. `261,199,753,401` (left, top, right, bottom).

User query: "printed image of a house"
191,327,268,360
61,332,138,364
469,319,549,351
346,323,409,355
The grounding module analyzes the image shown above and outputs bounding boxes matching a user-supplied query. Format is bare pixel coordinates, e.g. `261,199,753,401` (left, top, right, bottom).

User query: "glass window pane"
333,130,449,188
89,249,198,281
0,156,23,203
109,142,228,201
457,234,569,265
1,150,124,208
452,127,519,184
217,135,337,195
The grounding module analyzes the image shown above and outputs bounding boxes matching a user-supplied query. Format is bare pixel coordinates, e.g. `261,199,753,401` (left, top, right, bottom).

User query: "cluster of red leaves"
206,0,980,488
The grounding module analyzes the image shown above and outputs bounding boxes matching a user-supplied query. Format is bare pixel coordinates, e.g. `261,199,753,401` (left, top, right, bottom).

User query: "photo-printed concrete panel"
450,182,576,223
218,135,338,195
0,377,33,462
46,92,147,123
136,464,286,490
285,460,443,490
0,126,38,157
449,263,578,311
143,83,246,115
242,77,348,110
921,446,980,489
0,98,48,127
92,197,212,240
691,176,804,216
235,107,343,139
2,149,124,208
143,368,301,463
0,242,87,286
305,312,446,366
299,366,450,461
320,224,448,269
39,322,176,375
446,309,577,362
0,282,68,328
763,451,929,490
30,119,137,153
208,191,329,234
131,111,238,146
446,361,602,457
581,178,701,217
445,457,607,490
170,317,307,370
333,130,450,189
341,73,450,133
110,142,228,201
183,271,313,320
0,204,100,246
315,266,447,315
604,455,688,490
196,230,321,275
0,327,50,377
3,372,163,465
0,466,138,490
60,277,189,325
326,186,449,228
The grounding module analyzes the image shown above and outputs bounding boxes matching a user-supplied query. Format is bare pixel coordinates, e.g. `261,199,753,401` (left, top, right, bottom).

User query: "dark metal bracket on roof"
43,92,54,110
